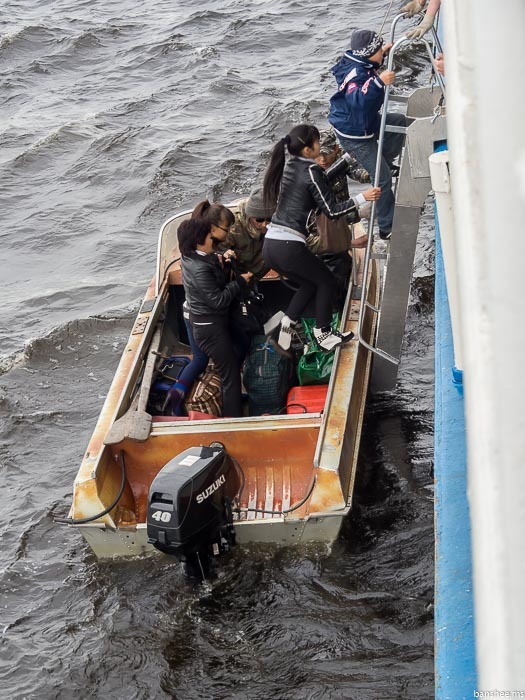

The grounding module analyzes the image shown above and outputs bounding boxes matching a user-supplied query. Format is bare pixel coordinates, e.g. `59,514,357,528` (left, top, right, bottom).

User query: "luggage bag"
286,385,329,414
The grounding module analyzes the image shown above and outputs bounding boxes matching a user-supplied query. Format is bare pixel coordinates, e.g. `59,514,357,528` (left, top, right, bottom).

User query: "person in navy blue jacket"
328,29,407,239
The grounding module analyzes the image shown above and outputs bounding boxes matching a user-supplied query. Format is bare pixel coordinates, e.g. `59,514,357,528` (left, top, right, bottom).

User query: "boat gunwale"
150,411,324,433
155,197,247,295
69,202,376,538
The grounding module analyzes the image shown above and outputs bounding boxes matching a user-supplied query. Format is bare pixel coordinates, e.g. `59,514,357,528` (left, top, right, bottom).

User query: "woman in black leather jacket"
262,123,380,352
179,218,252,417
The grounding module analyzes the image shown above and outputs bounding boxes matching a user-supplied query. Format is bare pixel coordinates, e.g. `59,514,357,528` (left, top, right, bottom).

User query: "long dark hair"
177,218,211,256
191,200,235,227
262,124,320,209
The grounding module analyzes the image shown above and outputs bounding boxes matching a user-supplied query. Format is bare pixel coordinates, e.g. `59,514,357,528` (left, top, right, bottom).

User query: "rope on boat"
54,451,127,525
378,0,397,36
230,454,246,506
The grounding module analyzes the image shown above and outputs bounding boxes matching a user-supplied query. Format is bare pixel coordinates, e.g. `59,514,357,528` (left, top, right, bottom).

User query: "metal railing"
390,10,444,56
356,29,445,365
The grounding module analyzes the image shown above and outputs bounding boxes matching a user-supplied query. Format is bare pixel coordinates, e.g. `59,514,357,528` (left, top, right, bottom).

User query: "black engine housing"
146,445,241,570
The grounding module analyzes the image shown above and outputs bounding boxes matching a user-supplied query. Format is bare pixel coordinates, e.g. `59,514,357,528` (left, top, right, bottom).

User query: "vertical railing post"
355,35,409,365
356,36,444,364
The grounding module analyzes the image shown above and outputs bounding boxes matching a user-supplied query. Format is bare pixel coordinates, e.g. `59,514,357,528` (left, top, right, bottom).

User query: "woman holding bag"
262,123,380,352
178,218,252,418
167,201,245,414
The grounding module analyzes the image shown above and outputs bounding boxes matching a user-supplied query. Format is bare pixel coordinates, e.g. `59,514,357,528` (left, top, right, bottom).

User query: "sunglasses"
255,218,271,224
215,224,233,234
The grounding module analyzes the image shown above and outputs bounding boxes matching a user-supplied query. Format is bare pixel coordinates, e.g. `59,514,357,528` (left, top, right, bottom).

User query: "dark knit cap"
245,186,274,219
349,29,384,59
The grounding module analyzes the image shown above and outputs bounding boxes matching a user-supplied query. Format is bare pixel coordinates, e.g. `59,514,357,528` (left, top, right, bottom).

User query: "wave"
0,22,133,54
0,309,135,377
1,118,98,169
0,24,66,54
117,33,191,72
0,349,26,376
172,9,225,31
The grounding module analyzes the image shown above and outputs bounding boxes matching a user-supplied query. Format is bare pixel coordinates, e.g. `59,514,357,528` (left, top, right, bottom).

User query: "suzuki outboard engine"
146,445,241,576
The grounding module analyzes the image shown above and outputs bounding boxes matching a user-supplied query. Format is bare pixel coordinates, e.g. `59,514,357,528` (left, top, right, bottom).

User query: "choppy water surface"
1,1,435,697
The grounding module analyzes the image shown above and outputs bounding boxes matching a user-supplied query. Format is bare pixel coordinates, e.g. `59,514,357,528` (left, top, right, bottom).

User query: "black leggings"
262,238,336,327
192,315,243,418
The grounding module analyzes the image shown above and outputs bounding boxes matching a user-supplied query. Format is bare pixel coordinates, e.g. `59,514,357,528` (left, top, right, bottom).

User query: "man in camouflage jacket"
219,187,273,281
306,128,369,252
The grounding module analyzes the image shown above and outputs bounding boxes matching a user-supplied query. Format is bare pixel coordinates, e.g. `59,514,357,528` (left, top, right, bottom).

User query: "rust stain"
308,469,345,512
70,252,378,541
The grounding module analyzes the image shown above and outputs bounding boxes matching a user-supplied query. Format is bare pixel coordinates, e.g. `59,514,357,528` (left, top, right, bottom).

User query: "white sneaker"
313,326,354,352
264,310,285,335
277,315,297,351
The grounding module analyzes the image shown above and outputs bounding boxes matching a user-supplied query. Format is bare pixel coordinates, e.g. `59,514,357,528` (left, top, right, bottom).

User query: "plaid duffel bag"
184,365,222,417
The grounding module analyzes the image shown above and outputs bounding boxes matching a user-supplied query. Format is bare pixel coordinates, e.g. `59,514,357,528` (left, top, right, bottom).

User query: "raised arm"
308,165,380,220
406,0,441,38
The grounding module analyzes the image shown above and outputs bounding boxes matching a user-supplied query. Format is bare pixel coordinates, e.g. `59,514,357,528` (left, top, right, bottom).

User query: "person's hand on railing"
434,52,445,75
406,11,435,38
350,234,369,249
363,187,381,201
383,42,393,55
379,70,396,85
401,0,426,17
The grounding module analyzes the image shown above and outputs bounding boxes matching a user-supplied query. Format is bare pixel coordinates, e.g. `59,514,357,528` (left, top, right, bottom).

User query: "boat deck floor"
112,423,319,525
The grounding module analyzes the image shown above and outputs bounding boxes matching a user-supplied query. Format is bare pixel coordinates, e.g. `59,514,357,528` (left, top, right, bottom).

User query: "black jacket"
181,252,241,318
271,156,360,237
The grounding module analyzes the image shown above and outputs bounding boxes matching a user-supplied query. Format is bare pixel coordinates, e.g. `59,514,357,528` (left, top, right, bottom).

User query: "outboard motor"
147,444,241,576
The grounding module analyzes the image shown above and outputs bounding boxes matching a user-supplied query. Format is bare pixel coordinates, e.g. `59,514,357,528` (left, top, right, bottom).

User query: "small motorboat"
60,198,379,568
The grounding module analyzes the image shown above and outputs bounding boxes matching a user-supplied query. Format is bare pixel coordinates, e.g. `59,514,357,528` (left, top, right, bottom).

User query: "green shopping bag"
297,313,340,386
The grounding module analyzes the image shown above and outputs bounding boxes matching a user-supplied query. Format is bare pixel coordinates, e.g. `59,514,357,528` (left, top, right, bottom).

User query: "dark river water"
0,1,435,697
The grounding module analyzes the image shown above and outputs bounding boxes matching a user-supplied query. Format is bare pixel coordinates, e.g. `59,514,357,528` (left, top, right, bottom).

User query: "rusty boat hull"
67,203,379,558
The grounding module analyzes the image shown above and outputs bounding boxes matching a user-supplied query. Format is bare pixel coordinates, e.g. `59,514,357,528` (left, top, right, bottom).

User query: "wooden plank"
256,467,265,520
272,464,283,518
282,463,291,513
246,467,257,521
265,467,274,518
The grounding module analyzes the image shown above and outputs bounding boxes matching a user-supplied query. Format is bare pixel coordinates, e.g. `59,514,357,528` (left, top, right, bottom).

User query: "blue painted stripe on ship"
434,185,477,698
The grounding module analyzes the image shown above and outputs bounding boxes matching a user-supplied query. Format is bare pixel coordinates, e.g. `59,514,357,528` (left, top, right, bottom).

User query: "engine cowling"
146,445,241,570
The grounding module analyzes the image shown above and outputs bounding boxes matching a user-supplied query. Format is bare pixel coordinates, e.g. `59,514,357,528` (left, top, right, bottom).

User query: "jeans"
337,112,406,234
178,317,209,391
262,238,336,328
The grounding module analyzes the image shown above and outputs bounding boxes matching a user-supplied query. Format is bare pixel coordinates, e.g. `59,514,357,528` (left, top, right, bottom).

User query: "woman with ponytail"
262,124,380,352
166,200,241,415
178,217,252,417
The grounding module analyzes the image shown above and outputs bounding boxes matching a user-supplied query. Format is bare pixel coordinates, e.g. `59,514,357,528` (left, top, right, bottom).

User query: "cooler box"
286,385,328,414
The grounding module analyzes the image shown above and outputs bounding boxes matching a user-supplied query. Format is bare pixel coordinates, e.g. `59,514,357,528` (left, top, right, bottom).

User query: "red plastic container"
286,385,328,414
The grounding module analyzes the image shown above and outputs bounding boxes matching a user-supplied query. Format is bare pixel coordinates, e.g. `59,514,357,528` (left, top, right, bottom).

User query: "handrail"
356,35,409,365
390,10,443,57
389,13,409,44
356,34,445,365
422,36,446,94
430,25,444,57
